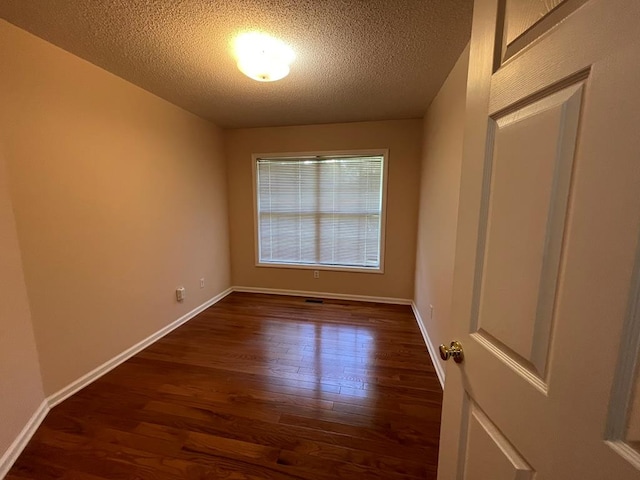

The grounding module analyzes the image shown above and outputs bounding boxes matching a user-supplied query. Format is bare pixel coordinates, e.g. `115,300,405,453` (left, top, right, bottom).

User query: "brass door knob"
439,341,464,363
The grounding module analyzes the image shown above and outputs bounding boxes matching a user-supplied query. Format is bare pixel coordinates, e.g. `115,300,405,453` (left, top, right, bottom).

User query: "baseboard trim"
0,288,234,478
47,287,233,408
0,399,49,479
232,286,411,305
411,301,445,389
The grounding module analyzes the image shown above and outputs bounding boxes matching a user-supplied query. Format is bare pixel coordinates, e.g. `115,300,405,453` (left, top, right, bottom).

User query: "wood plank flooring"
8,292,442,479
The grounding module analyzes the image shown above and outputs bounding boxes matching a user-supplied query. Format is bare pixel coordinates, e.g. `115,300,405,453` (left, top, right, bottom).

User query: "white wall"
414,45,470,381
0,149,45,466
225,120,423,300
0,20,231,397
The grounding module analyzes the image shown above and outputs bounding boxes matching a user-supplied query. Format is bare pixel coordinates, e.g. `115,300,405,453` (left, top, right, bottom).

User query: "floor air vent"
305,298,324,304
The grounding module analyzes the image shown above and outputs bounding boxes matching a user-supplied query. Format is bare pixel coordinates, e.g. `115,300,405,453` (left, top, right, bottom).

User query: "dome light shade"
234,32,295,82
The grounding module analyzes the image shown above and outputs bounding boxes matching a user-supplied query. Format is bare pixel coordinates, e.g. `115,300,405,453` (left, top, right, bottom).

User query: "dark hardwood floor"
8,292,442,479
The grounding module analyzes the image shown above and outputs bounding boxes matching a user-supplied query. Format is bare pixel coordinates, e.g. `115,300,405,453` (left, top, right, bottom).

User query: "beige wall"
0,20,231,396
0,151,45,462
414,46,470,376
225,120,422,300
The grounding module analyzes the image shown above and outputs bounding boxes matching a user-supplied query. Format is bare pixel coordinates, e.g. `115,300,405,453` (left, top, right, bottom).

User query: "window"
254,150,387,272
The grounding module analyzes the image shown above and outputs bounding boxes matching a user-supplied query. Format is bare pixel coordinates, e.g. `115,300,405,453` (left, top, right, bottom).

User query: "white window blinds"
256,155,384,269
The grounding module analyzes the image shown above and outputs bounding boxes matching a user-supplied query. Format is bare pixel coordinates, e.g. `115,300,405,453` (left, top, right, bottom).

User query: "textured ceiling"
0,0,473,128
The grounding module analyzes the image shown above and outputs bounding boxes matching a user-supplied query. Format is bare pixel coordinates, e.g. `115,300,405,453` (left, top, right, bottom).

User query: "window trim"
251,149,389,274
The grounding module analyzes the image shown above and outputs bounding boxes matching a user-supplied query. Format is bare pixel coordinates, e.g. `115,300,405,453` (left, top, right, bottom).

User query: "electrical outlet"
430,304,434,319
313,270,320,279
200,278,205,288
176,286,186,302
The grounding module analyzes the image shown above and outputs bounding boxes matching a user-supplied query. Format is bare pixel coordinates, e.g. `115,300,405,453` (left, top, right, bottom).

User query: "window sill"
255,262,384,274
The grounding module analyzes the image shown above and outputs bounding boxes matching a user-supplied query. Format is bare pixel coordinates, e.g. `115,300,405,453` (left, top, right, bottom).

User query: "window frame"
251,149,389,274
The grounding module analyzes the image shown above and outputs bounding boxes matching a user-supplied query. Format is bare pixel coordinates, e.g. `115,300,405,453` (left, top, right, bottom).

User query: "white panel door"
438,0,640,478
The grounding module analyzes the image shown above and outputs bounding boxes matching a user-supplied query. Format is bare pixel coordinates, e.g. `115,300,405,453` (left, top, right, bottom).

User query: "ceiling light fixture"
234,32,295,82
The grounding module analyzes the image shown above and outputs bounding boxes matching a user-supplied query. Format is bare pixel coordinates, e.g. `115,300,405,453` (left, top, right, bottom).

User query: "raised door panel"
463,403,534,480
499,0,588,64
474,82,583,383
504,0,567,44
607,254,640,468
